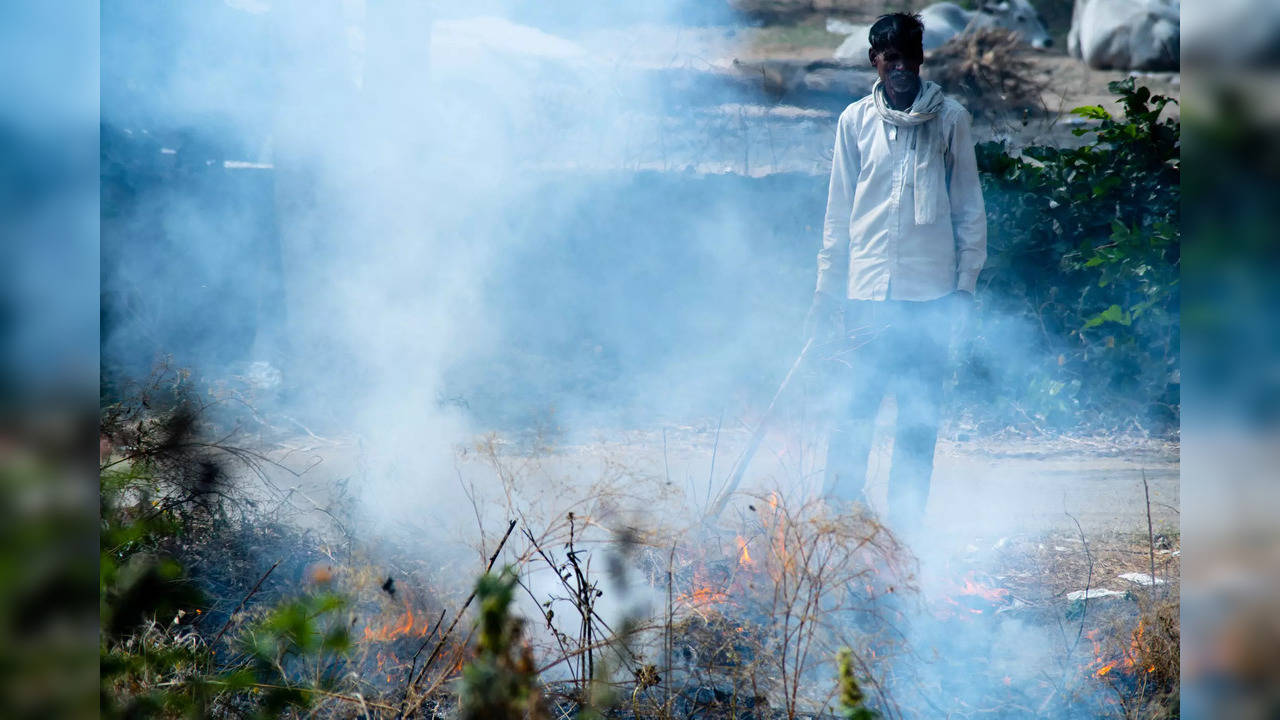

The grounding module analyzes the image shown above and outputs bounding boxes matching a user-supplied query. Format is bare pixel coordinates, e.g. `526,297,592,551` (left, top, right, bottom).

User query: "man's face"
869,46,922,98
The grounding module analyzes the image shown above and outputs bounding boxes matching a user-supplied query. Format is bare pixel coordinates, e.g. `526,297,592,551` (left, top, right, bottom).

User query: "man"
804,12,986,534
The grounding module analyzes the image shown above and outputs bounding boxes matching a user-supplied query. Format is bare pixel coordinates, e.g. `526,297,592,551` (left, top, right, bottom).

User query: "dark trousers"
823,298,953,533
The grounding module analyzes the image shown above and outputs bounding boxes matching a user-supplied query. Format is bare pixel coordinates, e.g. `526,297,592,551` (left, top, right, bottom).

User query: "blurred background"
0,0,1278,718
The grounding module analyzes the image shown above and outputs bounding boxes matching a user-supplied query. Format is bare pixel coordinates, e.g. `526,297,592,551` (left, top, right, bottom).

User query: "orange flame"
682,586,729,606
678,583,728,608
1089,618,1151,680
735,536,753,567
364,594,437,643
677,569,730,609
933,572,1012,619
958,576,1011,604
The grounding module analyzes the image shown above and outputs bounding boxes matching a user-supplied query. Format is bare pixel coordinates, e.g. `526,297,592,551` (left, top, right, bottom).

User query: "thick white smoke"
99,3,1179,716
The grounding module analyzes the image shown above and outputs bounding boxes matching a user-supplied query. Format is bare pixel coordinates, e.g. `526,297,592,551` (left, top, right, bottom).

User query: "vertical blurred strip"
1182,0,1280,715
0,2,100,720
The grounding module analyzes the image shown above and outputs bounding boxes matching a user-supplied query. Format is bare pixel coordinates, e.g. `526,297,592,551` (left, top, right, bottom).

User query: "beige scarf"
872,79,947,225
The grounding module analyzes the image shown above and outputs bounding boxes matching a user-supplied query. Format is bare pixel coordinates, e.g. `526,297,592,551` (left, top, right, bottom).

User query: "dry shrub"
746,494,914,716
669,610,771,707
658,493,915,718
1090,591,1179,718
926,28,1045,118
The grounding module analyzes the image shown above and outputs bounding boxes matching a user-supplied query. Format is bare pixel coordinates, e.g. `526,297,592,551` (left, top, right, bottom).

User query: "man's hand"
803,291,841,343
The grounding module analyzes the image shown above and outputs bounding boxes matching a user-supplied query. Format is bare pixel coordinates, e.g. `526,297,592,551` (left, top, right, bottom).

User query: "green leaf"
219,668,257,691
1085,304,1132,329
1071,105,1111,121
1092,175,1122,197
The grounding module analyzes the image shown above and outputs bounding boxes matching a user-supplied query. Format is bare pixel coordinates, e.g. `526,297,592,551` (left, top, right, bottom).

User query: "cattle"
1068,0,1180,71
1182,0,1280,68
829,0,1053,62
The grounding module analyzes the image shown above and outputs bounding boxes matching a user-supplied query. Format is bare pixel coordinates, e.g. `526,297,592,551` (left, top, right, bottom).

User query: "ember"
959,575,1011,605
364,592,441,643
677,570,730,610
932,570,1014,619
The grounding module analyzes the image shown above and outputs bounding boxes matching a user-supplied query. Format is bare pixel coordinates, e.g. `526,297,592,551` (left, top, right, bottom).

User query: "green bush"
458,568,544,720
99,387,354,719
966,78,1180,432
836,647,879,720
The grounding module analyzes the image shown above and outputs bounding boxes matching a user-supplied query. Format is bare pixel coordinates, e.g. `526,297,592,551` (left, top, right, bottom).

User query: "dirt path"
579,20,1180,151
928,438,1178,539
249,424,1176,554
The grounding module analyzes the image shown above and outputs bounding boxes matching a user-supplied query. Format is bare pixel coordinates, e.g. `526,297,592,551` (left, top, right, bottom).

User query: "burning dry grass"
102,372,1180,719
634,491,916,719
1087,597,1179,715
914,526,1181,719
466,435,918,718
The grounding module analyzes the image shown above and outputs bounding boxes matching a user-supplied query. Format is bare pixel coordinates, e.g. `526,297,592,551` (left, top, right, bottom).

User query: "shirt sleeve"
815,107,860,298
945,106,987,294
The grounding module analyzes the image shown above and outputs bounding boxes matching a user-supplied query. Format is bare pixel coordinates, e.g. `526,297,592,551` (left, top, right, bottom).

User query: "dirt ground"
534,426,1180,540
735,16,1181,117
579,17,1180,150
256,422,1177,556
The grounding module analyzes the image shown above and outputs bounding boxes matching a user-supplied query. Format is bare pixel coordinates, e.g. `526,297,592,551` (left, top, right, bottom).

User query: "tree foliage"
965,78,1180,431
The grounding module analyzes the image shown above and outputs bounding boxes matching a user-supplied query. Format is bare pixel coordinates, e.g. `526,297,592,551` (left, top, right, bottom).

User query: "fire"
678,569,730,609
933,571,1012,619
759,492,797,580
364,593,438,643
1088,619,1153,680
735,536,753,567
959,576,1010,604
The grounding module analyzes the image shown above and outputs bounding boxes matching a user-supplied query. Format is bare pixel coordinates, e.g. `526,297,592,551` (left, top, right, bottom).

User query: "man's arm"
815,108,860,298
945,107,987,295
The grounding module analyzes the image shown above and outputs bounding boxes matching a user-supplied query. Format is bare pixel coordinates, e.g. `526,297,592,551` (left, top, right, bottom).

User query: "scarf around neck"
872,79,946,225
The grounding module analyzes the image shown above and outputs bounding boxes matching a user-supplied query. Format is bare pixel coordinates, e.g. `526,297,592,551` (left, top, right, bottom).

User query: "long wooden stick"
706,338,815,519
400,518,518,718
1142,469,1157,599
210,558,281,648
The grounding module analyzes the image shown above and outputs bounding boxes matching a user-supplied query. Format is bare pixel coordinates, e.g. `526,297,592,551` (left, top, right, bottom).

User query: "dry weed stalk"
746,492,914,719
1086,475,1179,718
652,491,914,719
473,438,672,709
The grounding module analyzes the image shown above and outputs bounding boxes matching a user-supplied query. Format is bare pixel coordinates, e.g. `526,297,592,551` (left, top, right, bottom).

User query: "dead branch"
210,558,281,649
400,518,518,718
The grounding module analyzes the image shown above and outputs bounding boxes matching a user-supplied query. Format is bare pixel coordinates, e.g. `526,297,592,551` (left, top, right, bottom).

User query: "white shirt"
815,92,987,301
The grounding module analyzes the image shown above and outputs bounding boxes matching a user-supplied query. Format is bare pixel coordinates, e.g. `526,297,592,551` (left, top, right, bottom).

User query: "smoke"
98,1,1181,716
100,0,824,524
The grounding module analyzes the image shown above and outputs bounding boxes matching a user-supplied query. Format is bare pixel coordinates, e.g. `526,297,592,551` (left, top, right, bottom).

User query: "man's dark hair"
868,12,925,63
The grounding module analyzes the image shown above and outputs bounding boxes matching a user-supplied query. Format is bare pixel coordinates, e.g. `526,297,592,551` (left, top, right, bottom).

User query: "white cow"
1068,0,1179,71
829,0,1053,62
1182,0,1280,68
